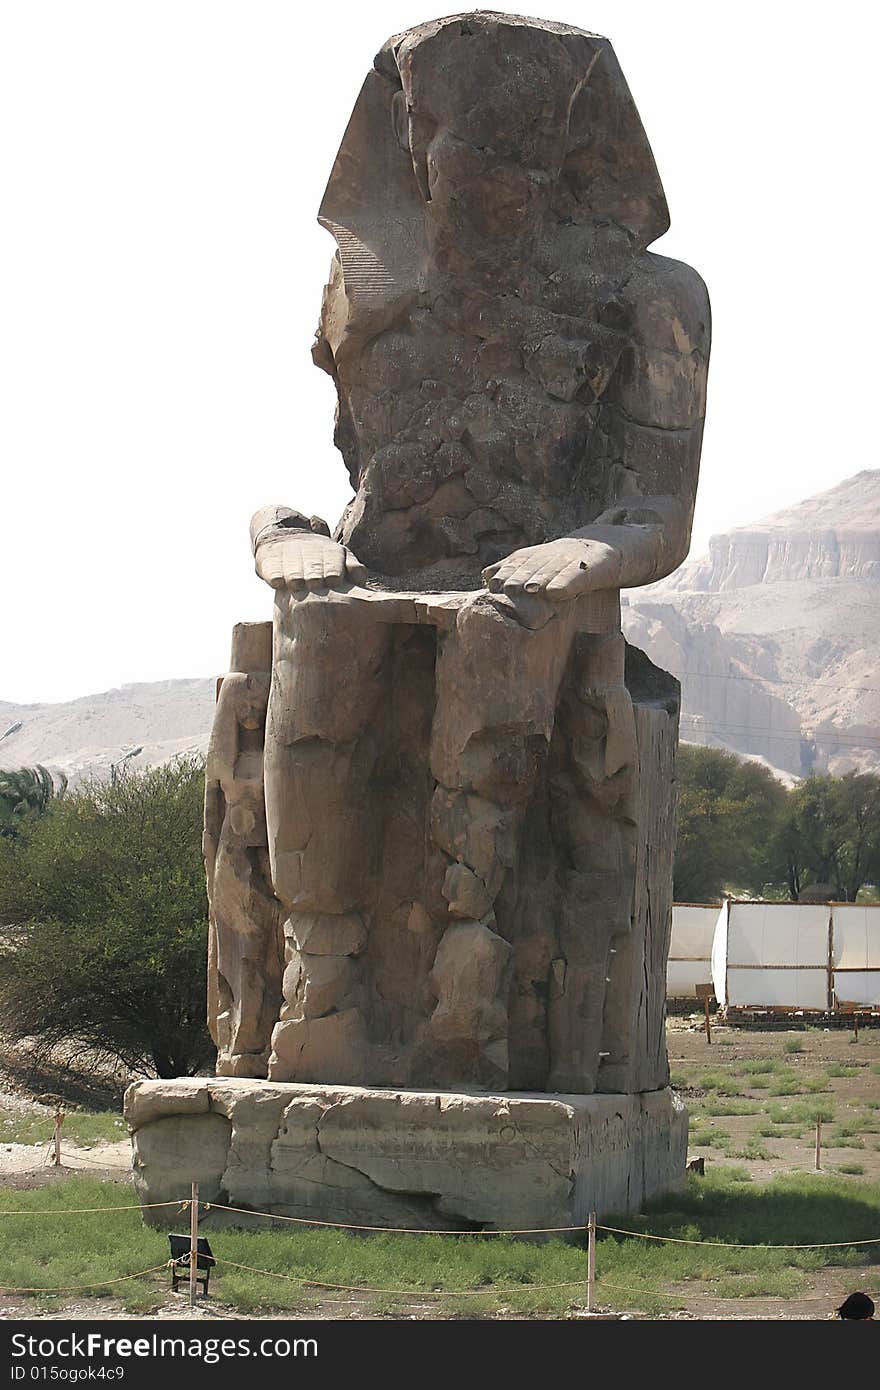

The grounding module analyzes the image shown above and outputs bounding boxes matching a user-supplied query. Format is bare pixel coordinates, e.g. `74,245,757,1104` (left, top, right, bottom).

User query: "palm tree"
0,765,67,819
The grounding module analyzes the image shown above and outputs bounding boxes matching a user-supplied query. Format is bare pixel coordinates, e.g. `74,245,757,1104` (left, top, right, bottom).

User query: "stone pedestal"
126,1078,686,1236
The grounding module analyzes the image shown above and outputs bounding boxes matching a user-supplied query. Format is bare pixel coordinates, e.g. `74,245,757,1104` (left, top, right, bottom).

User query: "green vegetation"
733,1135,777,1161
0,765,66,824
689,1128,731,1150
766,1100,835,1126
0,757,212,1077
674,747,880,901
0,1109,126,1146
674,746,787,901
698,1099,761,1117
784,1038,805,1054
1,1170,877,1317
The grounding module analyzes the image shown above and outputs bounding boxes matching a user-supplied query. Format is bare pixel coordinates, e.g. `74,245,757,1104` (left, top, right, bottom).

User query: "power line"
676,667,880,698
679,718,880,749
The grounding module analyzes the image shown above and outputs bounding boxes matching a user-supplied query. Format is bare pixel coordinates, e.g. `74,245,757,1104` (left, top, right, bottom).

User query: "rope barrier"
0,1264,170,1294
596,1223,880,1249
201,1202,880,1248
1,1194,876,1249
202,1200,582,1236
209,1255,585,1298
0,1201,184,1215
202,1258,840,1306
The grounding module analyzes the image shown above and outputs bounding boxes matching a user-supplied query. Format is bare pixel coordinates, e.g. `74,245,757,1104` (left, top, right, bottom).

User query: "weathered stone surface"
127,1078,687,1233
200,14,708,1113
205,622,284,1078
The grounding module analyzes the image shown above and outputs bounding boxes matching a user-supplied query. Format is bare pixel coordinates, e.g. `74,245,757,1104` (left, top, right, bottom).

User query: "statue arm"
483,254,710,599
577,253,710,587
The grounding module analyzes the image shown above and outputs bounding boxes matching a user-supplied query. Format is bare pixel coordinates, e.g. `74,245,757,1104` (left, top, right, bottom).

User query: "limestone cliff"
623,471,880,777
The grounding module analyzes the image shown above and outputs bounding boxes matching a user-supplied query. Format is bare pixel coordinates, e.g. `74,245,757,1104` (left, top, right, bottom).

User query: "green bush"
0,757,213,1077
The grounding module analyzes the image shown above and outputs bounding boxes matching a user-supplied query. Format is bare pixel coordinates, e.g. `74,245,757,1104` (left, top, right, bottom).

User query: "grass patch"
698,1100,761,1117
738,1059,787,1076
696,1070,748,1096
827,1065,858,1079
767,1100,835,1126
732,1136,778,1161
784,1038,805,1054
1,1170,879,1318
836,1164,865,1176
713,1268,806,1299
690,1128,731,1150
0,1109,126,1147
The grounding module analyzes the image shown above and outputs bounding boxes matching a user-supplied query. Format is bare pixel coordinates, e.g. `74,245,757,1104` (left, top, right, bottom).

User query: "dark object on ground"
837,1292,875,1320
687,1157,705,1175
168,1234,215,1297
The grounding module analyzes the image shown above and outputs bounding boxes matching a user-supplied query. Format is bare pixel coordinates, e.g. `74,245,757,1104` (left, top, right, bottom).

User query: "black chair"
168,1234,216,1297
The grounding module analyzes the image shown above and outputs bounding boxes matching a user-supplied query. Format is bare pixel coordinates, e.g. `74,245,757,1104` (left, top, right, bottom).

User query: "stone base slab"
125,1079,687,1236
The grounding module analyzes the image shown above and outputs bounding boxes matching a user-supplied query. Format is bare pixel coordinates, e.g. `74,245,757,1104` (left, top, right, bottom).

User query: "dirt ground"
669,1014,880,1183
2,1022,879,1321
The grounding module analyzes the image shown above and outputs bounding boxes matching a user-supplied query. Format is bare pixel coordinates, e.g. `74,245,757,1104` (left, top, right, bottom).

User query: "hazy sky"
2,1,877,704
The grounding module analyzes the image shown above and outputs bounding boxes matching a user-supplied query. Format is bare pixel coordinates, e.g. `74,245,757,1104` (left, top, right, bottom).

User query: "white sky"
2,1,877,704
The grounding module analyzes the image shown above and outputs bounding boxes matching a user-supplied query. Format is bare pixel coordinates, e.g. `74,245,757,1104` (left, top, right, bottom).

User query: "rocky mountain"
0,679,215,786
4,472,878,786
623,470,880,778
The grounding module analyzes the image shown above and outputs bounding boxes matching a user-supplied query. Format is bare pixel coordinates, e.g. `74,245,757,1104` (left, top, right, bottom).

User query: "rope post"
815,1117,822,1171
853,1011,859,1043
703,995,712,1044
53,1108,64,1167
189,1182,199,1307
586,1211,596,1313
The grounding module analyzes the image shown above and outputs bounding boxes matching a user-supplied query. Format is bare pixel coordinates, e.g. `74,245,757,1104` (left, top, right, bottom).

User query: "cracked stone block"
126,1078,688,1234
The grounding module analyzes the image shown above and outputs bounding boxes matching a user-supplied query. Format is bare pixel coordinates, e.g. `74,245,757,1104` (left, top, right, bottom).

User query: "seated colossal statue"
204,12,710,1098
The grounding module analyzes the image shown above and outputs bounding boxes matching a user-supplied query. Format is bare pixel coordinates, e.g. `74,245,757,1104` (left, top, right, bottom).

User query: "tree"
0,755,213,1077
0,764,66,823
777,772,880,902
674,745,788,902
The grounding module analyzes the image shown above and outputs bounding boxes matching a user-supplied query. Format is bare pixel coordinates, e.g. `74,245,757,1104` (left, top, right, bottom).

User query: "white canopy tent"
666,904,720,999
710,900,880,1013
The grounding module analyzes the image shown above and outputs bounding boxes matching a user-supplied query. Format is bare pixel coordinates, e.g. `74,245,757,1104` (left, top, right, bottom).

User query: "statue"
211,12,709,1092
130,14,707,1232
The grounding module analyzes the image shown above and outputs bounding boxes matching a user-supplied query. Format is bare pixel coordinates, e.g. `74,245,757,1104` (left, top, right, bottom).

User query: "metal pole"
587,1211,596,1313
704,995,712,1045
815,1118,822,1171
189,1182,199,1307
53,1108,63,1167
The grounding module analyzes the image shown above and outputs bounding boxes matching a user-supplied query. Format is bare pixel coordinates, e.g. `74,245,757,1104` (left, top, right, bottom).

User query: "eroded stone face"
206,13,708,1097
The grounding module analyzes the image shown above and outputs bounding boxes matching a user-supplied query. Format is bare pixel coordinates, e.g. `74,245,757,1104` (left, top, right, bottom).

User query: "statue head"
318,12,669,332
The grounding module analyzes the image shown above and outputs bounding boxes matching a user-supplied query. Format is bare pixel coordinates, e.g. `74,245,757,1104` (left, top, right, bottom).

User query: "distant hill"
623,470,880,778
0,679,215,785
5,471,879,785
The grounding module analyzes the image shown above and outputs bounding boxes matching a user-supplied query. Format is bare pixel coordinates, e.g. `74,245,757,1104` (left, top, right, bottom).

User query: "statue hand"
482,537,621,601
255,531,368,594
